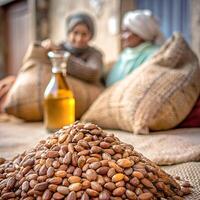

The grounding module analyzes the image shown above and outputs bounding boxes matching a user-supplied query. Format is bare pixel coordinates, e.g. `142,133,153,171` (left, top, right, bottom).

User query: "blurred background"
0,0,199,79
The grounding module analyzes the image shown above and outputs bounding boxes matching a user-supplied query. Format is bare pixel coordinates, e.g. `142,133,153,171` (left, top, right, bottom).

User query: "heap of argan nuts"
0,122,192,200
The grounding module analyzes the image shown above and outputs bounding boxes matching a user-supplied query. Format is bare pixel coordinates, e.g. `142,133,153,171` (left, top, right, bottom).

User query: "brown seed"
138,192,153,200
58,133,68,143
97,166,109,175
34,182,48,191
55,170,67,178
39,165,48,176
116,180,125,187
81,192,89,200
47,167,54,178
78,150,90,156
48,184,58,192
113,153,123,160
22,180,29,192
90,128,102,135
0,157,6,165
107,168,116,178
86,157,99,163
84,123,97,130
104,182,116,191
23,159,35,167
124,168,133,176
26,189,35,196
141,178,154,188
42,189,52,200
182,181,191,187
181,187,191,195
56,186,70,195
89,161,101,170
113,145,123,153
46,151,59,158
6,177,16,190
73,132,84,142
67,143,74,153
53,192,64,200
78,140,89,149
89,141,100,148
63,152,72,165
108,161,123,173
68,176,81,183
91,181,103,192
126,189,137,200
91,146,102,153
52,160,60,168
112,173,124,182
26,174,38,181
48,177,62,185
30,179,38,188
73,167,82,176
78,156,86,168
1,192,15,199
132,171,144,179
69,183,82,192
86,169,97,181
104,148,115,155
86,188,99,197
117,159,134,168
37,175,47,182
66,191,76,200
99,190,110,200
102,152,112,160
104,136,115,143
130,177,140,186
113,187,126,196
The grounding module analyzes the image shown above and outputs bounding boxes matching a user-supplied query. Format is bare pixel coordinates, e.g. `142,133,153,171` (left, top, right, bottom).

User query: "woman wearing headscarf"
42,12,103,84
106,10,165,86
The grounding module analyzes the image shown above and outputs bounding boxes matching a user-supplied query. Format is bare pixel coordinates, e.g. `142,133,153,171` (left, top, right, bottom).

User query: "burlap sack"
3,43,104,121
3,43,51,121
82,33,200,134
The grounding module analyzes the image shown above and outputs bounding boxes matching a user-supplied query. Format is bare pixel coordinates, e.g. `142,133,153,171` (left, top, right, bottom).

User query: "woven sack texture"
163,162,200,200
3,43,104,121
82,33,200,134
3,43,51,121
110,128,200,165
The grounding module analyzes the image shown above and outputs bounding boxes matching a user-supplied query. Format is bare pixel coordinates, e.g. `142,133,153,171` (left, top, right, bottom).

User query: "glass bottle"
44,51,75,132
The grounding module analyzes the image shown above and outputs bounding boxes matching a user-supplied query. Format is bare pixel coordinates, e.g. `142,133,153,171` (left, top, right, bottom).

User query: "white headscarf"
123,10,165,45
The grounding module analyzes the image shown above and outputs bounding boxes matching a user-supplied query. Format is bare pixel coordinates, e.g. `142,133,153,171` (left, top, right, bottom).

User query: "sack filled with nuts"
82,33,200,134
3,43,104,121
0,122,192,199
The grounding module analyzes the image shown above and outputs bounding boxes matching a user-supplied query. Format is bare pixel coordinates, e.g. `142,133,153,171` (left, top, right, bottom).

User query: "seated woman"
106,10,165,86
42,12,103,85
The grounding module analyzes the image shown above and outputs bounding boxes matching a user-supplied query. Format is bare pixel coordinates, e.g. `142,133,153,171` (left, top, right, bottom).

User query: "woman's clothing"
106,42,159,86
59,43,103,84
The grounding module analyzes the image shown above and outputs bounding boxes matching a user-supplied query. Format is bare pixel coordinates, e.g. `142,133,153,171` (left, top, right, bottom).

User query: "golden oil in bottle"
44,51,75,132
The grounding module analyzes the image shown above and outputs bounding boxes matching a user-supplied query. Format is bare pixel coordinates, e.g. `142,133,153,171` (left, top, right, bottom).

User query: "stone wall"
49,0,121,64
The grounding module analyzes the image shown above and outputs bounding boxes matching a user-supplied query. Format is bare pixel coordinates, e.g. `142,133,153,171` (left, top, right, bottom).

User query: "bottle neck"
52,66,62,73
52,65,66,75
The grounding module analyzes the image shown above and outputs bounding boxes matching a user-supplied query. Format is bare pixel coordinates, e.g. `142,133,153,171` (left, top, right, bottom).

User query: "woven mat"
162,162,200,200
110,128,200,165
0,116,48,159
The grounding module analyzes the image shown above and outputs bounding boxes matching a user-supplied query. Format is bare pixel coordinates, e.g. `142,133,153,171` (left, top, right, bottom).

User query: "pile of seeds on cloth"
0,122,192,200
